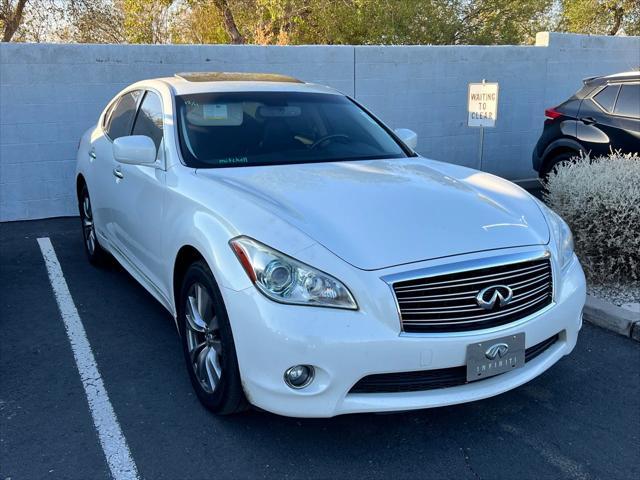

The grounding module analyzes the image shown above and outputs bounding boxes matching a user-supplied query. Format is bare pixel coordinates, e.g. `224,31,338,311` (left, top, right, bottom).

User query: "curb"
583,295,640,341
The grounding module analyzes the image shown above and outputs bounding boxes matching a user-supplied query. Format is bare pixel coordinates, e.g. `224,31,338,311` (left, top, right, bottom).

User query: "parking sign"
468,82,499,127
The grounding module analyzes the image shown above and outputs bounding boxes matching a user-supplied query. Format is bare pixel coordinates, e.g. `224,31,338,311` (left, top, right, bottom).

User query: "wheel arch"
171,242,249,414
173,244,207,318
76,174,87,201
540,138,586,175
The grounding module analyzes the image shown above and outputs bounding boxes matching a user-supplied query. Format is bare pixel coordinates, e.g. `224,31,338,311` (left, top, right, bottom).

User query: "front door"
110,90,166,290
90,90,143,243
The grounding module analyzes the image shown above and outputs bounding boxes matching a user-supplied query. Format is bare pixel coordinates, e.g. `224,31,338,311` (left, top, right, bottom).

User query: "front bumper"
223,251,586,418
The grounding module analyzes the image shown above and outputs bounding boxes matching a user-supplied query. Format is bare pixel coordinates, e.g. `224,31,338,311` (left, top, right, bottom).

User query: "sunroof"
175,72,303,83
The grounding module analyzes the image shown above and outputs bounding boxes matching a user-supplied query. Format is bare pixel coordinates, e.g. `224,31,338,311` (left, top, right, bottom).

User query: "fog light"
284,365,314,389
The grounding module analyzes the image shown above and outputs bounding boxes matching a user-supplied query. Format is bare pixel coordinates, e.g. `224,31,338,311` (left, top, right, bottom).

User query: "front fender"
161,167,316,315
173,211,250,288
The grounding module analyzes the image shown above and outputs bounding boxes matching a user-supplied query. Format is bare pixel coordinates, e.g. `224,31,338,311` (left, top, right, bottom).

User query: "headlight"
229,236,358,310
536,200,574,269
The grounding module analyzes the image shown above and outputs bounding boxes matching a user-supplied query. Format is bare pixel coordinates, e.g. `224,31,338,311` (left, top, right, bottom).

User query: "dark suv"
532,71,639,176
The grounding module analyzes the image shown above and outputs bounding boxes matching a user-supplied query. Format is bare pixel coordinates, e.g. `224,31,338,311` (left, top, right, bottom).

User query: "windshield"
175,91,408,168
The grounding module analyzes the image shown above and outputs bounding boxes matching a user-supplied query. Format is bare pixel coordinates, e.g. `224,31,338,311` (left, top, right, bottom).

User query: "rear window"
593,85,620,112
175,91,408,168
613,84,640,118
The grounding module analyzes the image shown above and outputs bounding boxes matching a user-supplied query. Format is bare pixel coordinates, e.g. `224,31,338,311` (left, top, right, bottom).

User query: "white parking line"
37,237,139,480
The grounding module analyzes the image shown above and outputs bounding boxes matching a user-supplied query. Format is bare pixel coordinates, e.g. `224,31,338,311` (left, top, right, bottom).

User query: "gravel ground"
587,280,640,309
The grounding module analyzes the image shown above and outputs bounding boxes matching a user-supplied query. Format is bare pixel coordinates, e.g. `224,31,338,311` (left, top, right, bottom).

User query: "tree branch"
609,6,623,35
212,0,245,44
2,0,28,42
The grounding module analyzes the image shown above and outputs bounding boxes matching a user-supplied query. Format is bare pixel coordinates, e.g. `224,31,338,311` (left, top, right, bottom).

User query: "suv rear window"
613,84,640,118
593,85,620,112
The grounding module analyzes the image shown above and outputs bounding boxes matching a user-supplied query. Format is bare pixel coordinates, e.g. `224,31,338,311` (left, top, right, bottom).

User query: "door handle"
580,117,597,125
89,149,96,160
113,167,124,179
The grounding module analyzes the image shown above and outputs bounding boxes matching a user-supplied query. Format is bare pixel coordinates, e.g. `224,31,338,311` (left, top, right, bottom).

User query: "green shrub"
543,153,640,283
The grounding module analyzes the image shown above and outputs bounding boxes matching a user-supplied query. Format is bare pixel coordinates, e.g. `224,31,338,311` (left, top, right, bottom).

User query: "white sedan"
75,72,586,417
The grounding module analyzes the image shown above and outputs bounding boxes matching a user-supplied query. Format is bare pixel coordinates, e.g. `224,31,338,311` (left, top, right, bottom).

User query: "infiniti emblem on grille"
485,343,509,360
476,285,513,310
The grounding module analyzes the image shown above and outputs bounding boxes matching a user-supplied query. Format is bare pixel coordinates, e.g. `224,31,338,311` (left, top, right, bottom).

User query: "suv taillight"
544,107,562,121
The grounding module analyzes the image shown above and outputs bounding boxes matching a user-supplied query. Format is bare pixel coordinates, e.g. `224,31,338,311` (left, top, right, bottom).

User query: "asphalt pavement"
1,217,639,480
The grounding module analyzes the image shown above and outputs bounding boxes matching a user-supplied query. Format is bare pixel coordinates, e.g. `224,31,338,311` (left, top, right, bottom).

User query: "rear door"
610,83,640,153
578,82,640,156
576,83,621,157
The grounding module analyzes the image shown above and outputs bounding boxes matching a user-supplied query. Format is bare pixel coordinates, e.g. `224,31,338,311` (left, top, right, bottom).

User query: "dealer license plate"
466,333,525,382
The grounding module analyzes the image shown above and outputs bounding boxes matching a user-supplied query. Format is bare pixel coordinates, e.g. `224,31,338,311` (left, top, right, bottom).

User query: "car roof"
175,72,303,83
143,72,344,96
584,70,640,85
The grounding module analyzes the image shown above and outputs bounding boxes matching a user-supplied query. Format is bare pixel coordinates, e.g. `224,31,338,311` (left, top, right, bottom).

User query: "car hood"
196,158,549,270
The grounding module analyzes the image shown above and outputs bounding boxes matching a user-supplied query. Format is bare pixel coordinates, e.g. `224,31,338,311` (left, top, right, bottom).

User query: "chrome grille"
393,257,553,333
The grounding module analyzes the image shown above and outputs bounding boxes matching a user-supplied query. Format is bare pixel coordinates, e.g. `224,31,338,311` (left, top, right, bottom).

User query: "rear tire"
78,184,109,266
541,151,579,180
178,260,248,415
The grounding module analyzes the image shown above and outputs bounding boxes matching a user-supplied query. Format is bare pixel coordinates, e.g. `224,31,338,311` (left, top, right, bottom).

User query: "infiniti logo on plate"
485,343,509,360
476,285,513,310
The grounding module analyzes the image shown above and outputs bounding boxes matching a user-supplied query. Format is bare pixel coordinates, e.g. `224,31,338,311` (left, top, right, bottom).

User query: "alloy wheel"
185,282,223,393
82,194,96,255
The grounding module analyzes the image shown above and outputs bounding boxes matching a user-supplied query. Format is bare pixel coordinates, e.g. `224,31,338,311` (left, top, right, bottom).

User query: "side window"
102,101,116,129
132,91,164,153
613,84,640,118
105,90,142,140
593,85,620,113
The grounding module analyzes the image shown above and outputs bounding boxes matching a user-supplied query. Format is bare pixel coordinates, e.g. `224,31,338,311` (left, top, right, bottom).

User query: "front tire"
178,260,247,415
79,184,109,266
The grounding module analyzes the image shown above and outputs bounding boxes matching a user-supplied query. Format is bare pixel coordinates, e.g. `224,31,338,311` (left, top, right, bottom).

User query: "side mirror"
113,135,157,165
394,128,418,151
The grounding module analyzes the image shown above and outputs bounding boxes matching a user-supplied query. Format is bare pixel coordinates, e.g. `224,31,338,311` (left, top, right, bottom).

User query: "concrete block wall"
1,33,638,221
0,45,354,221
355,33,639,178
355,45,549,177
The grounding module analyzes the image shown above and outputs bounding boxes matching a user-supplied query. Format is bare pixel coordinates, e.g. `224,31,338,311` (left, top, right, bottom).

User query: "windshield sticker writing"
218,156,249,165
